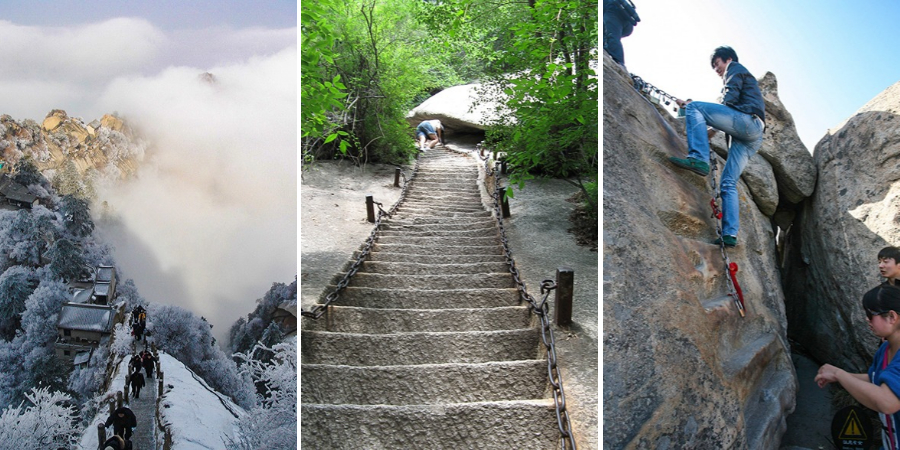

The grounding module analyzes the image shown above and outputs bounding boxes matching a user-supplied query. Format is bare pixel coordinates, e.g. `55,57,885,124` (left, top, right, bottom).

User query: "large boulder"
406,83,508,133
757,73,817,204
783,81,900,370
603,53,797,449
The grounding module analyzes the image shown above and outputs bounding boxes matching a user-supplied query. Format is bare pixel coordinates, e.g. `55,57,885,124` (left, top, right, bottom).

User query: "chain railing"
301,157,421,319
475,145,577,450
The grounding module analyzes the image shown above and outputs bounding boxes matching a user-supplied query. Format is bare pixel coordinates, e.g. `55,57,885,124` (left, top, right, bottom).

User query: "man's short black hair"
879,246,900,262
710,46,739,68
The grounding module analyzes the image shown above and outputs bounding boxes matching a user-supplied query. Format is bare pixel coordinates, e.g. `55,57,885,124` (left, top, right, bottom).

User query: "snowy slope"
157,353,246,449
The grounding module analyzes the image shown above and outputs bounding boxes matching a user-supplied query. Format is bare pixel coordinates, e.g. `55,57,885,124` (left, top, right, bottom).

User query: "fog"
0,18,297,343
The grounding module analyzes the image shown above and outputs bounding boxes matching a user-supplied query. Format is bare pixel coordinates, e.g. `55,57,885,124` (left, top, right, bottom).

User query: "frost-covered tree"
59,194,94,239
1,207,59,267
0,266,37,341
46,238,85,282
0,387,79,448
228,340,296,450
109,323,134,358
149,304,254,408
228,279,296,354
11,159,42,187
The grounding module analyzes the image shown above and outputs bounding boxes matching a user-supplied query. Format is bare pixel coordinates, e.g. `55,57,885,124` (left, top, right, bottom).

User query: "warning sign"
832,406,875,450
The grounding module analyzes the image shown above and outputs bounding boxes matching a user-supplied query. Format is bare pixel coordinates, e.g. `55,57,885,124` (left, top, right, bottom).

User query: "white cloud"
95,46,297,341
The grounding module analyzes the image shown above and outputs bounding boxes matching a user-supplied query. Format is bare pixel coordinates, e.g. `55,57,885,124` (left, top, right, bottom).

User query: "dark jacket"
142,353,156,368
720,61,765,122
129,372,145,389
103,436,127,450
105,407,137,429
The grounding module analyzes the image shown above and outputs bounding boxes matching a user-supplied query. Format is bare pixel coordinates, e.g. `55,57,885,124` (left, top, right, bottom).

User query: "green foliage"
482,0,598,215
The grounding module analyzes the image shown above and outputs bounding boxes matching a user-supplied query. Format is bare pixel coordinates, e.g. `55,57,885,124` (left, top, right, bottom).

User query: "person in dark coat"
102,435,128,450
142,352,156,379
129,354,142,374
129,370,145,399
104,406,137,440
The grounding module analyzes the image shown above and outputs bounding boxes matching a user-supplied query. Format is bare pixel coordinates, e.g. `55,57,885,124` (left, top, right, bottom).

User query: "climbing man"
104,406,137,441
142,351,156,379
603,0,639,67
669,46,766,248
130,369,145,399
415,119,444,151
880,246,900,286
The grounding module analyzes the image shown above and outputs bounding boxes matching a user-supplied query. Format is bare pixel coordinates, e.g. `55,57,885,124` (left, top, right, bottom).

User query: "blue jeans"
684,101,764,237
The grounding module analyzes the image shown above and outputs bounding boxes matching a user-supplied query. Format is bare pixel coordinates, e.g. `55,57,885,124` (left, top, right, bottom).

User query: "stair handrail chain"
301,156,421,319
475,144,577,450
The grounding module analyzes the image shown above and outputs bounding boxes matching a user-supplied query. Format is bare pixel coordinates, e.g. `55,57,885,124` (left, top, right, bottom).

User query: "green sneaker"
668,157,710,176
713,235,737,247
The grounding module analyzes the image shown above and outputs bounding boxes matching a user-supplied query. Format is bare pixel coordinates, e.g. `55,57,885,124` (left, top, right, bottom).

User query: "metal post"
366,195,375,223
500,187,511,218
394,167,401,187
555,267,574,326
97,423,106,449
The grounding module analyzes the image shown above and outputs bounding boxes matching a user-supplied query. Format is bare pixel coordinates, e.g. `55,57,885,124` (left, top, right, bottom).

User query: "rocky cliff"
0,109,146,196
603,53,811,448
783,81,900,371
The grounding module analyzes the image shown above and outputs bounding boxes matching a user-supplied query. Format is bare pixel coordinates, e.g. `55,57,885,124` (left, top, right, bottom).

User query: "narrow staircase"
301,148,560,449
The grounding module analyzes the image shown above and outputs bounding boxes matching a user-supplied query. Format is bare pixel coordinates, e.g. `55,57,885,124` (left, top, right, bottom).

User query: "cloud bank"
0,18,297,342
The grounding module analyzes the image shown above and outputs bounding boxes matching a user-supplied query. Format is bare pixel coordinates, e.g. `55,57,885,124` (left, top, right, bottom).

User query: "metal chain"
477,147,577,450
630,74,680,112
300,157,421,319
708,156,746,317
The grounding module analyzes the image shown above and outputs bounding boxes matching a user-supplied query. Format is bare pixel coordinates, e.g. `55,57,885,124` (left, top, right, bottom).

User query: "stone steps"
372,243,503,256
359,260,509,275
302,305,531,333
361,252,506,264
323,287,521,308
301,329,541,366
301,360,547,404
301,147,557,449
300,401,559,449
376,234,499,246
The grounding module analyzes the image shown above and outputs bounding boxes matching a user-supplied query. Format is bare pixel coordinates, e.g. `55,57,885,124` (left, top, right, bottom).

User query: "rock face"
406,83,507,134
603,53,797,449
783,81,900,370
0,110,145,189
756,73,817,205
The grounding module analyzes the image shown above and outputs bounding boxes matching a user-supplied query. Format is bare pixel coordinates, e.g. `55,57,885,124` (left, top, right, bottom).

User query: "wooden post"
164,428,173,450
394,167,401,187
366,195,375,223
151,342,157,354
555,267,574,326
124,375,130,402
500,187,510,218
97,423,106,449
108,399,114,416
116,391,123,409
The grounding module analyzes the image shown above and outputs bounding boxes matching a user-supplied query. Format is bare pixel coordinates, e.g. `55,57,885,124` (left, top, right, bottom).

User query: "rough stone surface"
406,83,507,133
0,110,142,183
603,53,797,449
783,80,900,371
756,72,817,204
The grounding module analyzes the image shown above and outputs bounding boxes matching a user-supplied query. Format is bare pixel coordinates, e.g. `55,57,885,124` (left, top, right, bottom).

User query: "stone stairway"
301,148,559,449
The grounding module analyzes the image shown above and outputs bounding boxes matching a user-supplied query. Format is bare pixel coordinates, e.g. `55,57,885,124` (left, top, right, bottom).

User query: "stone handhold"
406,83,509,134
603,52,796,449
756,72,817,204
785,79,900,370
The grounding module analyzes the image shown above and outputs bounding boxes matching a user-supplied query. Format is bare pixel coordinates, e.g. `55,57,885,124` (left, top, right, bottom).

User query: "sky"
620,0,900,152
0,2,297,343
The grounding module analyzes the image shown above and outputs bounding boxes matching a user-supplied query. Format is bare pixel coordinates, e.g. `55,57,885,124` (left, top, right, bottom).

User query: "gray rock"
783,80,900,370
406,83,509,133
757,73,817,204
603,52,797,449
